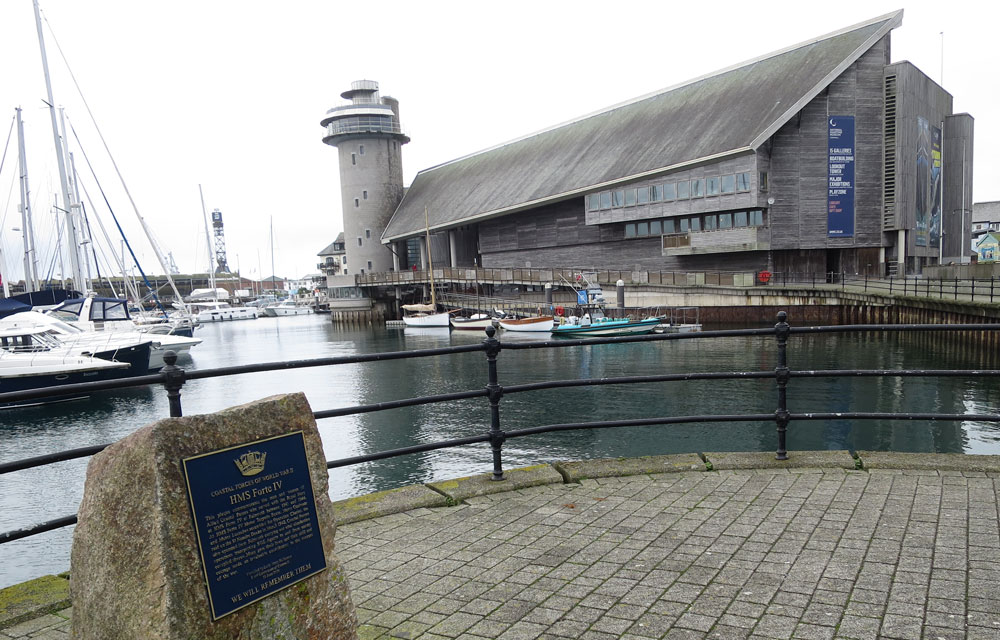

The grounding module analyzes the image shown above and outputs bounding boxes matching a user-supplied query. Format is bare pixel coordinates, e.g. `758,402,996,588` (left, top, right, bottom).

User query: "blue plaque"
182,431,327,620
827,116,855,237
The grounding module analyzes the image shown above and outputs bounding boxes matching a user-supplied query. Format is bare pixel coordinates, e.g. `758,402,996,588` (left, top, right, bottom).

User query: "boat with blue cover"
551,314,661,337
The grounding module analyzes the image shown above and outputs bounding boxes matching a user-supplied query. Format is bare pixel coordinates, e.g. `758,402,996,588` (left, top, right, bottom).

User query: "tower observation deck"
321,80,409,276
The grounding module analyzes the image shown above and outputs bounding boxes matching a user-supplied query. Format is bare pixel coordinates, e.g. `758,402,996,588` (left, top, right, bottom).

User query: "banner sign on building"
827,116,855,237
915,117,942,249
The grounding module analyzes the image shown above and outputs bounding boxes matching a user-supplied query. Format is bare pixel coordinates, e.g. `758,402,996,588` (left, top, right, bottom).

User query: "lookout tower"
321,80,409,276
211,208,230,274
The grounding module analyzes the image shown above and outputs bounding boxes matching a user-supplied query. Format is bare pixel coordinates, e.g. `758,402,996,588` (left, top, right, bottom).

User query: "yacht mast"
269,218,276,295
33,0,83,292
15,108,39,291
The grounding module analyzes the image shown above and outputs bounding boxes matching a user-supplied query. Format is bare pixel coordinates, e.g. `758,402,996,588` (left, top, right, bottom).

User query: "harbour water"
2,313,999,589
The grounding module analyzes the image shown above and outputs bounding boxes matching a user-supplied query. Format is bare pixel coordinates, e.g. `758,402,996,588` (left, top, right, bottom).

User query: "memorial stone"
70,393,358,640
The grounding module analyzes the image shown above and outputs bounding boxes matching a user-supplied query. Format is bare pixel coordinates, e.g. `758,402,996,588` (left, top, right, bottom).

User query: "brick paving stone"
27,467,1000,639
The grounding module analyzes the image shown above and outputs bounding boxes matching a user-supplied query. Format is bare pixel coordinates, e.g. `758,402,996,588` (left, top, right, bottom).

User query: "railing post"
483,326,506,480
161,351,185,418
774,311,790,460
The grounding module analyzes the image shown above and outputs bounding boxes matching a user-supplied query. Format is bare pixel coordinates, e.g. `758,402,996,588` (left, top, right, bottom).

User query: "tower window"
367,261,372,270
351,153,356,165
363,190,368,200
359,145,365,155
365,229,371,239
358,237,363,246
354,198,359,208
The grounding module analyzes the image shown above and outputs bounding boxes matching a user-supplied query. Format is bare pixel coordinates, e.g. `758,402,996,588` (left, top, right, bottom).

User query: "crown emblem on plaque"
234,451,266,476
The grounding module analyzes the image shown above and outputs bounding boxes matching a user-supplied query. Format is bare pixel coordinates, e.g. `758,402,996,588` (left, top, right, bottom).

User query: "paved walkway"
338,468,1000,640
3,462,1000,639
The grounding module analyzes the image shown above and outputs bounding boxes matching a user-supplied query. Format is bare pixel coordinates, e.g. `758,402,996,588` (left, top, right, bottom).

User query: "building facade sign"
916,116,943,248
827,116,855,237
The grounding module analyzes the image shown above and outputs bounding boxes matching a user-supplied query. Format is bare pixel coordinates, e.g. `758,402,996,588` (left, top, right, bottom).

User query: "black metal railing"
3,312,1000,546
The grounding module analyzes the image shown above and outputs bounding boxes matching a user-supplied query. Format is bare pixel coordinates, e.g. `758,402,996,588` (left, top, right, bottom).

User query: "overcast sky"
0,0,995,285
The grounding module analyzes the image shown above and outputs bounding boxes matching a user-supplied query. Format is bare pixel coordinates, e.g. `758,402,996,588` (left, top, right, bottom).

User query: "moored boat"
498,315,554,332
0,350,131,400
267,299,314,317
551,315,661,337
402,304,452,327
450,314,496,331
190,301,259,322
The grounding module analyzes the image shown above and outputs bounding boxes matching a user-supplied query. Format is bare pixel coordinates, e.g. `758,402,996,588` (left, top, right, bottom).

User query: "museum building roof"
382,11,903,243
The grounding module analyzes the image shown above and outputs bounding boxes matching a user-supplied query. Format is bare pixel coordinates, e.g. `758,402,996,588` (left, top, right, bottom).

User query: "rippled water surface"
2,314,998,587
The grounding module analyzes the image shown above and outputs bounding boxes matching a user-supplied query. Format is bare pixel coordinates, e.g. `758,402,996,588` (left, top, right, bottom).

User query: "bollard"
161,350,185,418
774,312,790,460
483,326,505,480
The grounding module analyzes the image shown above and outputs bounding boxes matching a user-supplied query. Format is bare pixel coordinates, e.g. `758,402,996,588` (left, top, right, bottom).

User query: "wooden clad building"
376,11,974,277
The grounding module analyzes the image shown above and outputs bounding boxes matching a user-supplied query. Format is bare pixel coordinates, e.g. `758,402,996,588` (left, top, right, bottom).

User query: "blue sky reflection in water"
1,314,999,588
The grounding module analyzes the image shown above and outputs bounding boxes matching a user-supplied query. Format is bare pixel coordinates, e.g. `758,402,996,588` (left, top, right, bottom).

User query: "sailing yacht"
402,207,452,327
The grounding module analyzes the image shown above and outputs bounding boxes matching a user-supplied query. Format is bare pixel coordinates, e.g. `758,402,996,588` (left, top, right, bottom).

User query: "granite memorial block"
70,393,358,640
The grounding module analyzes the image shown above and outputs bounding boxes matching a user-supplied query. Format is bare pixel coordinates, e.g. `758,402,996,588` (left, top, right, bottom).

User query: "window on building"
735,211,748,227
612,190,625,207
704,214,717,230
691,179,704,198
663,182,676,201
357,237,363,246
750,210,764,226
351,153,356,165
354,198,359,208
625,188,637,207
625,223,637,238
651,185,664,202
637,221,649,236
759,172,769,191
600,191,612,209
680,218,689,233
367,261,372,270
721,175,736,194
359,145,365,155
676,181,689,199
706,177,720,196
719,213,733,229
736,172,751,192
363,190,368,200
690,217,701,231
365,229,371,239
663,219,676,233
361,269,365,275
637,187,650,205
650,220,662,235
342,256,347,264
588,194,601,212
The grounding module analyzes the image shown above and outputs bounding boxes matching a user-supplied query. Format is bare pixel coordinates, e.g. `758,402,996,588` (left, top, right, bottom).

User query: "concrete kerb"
857,450,1000,472
554,453,705,481
426,464,563,501
0,574,69,630
703,450,858,471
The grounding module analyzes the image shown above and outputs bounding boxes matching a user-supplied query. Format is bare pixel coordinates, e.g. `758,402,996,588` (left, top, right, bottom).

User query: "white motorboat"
2,311,201,370
190,301,259,322
263,299,314,317
47,295,196,337
0,324,154,375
